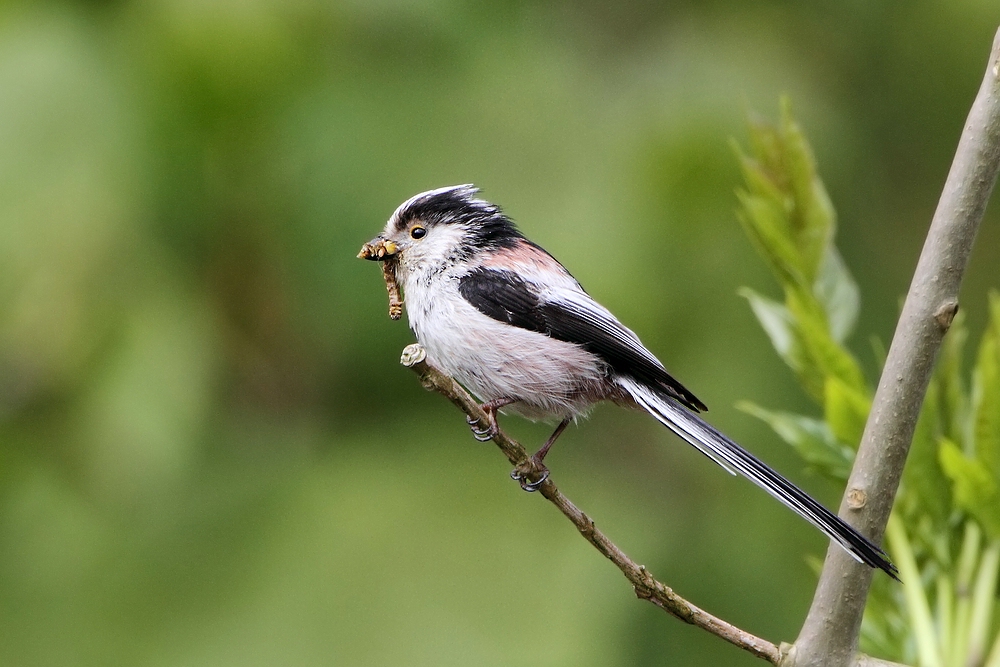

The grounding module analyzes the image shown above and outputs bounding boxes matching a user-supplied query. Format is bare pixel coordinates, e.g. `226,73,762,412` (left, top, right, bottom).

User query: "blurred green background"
1,1,999,665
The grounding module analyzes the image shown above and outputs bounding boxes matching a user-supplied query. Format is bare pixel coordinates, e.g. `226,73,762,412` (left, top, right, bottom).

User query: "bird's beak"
357,236,399,261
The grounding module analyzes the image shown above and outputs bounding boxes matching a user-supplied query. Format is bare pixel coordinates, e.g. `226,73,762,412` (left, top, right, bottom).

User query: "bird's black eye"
410,225,426,239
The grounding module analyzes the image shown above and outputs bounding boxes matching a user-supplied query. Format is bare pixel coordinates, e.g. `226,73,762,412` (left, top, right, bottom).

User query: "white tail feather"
617,376,897,577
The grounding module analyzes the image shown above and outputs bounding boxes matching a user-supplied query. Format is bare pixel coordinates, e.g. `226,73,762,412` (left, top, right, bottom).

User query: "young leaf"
787,287,867,396
824,375,871,448
938,311,969,448
972,291,1000,476
940,439,1000,539
735,102,867,408
903,381,951,524
735,187,809,288
739,287,798,365
814,246,860,344
778,99,835,283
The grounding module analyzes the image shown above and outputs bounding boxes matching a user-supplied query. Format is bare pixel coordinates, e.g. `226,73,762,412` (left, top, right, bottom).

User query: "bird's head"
358,185,523,275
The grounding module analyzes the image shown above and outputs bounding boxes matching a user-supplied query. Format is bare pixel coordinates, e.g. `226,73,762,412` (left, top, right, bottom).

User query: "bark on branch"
792,25,1000,667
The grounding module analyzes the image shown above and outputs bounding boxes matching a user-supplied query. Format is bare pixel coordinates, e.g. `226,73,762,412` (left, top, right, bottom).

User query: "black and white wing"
457,265,706,411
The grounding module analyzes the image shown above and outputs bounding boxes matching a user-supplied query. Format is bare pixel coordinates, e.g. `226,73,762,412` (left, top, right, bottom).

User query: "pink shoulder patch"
482,240,559,270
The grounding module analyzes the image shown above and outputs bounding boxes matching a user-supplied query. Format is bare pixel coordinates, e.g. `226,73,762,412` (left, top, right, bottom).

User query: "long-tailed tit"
360,184,897,579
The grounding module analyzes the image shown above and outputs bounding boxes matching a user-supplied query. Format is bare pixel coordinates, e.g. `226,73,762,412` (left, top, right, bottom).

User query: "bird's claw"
510,459,550,492
467,414,496,442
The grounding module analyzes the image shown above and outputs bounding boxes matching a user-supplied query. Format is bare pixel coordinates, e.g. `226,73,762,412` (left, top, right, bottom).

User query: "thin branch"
401,344,910,667
399,343,782,665
793,26,1000,667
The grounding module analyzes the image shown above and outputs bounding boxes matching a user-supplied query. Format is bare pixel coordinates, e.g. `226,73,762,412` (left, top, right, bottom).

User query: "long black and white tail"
618,377,898,580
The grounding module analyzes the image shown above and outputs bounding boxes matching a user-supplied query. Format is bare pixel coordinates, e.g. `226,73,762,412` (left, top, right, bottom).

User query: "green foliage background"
1,2,999,665
734,105,1000,667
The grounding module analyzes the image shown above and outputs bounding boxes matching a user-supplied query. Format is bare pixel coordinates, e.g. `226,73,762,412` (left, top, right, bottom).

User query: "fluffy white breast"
400,264,609,422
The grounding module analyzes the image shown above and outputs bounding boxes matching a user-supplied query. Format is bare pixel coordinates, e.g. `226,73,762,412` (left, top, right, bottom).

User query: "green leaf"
737,103,838,290
735,191,809,288
814,246,860,344
779,99,835,283
736,103,866,407
940,439,1000,539
885,515,943,667
903,381,951,524
824,375,871,448
739,287,796,364
967,540,1000,667
747,115,784,178
972,291,1000,477
787,286,867,397
937,310,969,447
733,146,786,204
737,401,854,480
740,285,867,406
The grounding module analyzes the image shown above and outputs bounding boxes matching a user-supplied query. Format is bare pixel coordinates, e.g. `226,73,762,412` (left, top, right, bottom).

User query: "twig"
399,343,783,663
792,26,1000,667
401,344,912,667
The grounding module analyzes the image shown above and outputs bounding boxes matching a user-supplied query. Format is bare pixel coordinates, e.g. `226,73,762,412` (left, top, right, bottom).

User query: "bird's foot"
511,456,550,493
467,413,497,442
467,398,516,442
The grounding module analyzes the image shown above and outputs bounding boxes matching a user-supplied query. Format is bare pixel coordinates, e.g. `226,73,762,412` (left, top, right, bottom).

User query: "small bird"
361,184,897,579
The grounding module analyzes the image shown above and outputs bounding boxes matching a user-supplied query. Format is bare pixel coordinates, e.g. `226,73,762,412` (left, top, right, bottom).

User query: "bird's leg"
533,418,570,464
512,418,570,492
467,397,517,442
